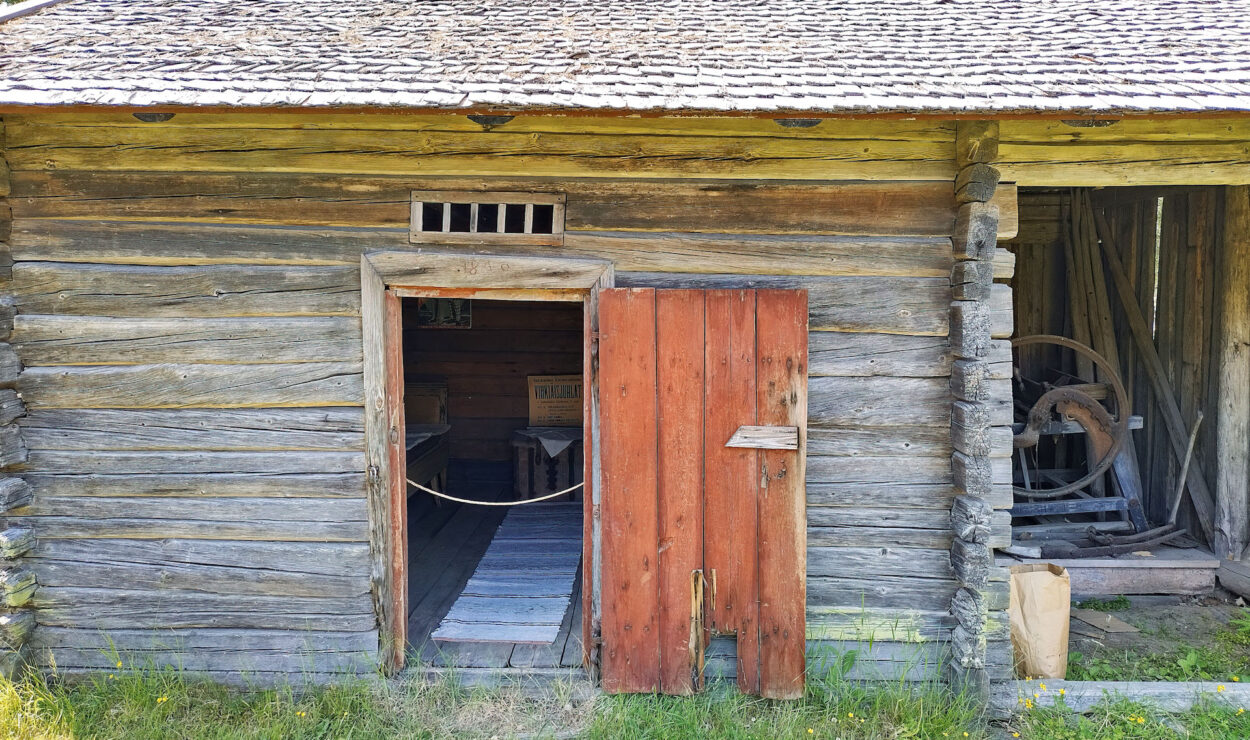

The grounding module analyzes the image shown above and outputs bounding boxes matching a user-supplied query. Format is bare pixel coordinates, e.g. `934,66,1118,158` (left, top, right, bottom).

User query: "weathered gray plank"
22,472,365,498
20,494,366,523
10,219,402,266
10,496,368,542
0,390,24,426
17,363,364,408
19,408,365,451
0,424,27,468
18,451,362,475
31,588,377,631
809,514,1011,549
0,476,33,512
809,574,957,611
30,627,378,673
808,546,954,580
618,273,1012,337
725,425,799,450
12,315,362,365
27,538,371,598
808,376,1011,427
0,344,21,386
808,333,1010,378
10,261,361,317
808,482,956,509
807,455,950,484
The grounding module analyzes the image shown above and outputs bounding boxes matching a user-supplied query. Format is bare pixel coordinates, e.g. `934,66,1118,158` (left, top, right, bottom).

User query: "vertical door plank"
703,289,760,695
656,290,706,695
598,288,661,693
581,289,597,669
383,289,408,670
755,290,809,699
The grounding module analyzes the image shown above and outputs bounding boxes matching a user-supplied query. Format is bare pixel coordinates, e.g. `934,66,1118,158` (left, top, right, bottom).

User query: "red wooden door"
598,288,807,698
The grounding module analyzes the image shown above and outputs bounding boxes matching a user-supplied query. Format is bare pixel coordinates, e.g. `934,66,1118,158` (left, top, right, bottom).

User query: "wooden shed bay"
0,0,1248,703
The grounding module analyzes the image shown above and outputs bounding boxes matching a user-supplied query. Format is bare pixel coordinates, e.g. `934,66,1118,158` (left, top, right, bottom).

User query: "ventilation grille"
410,191,565,246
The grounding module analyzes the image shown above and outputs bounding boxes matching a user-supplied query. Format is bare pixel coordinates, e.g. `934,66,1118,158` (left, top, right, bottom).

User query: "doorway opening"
400,296,587,671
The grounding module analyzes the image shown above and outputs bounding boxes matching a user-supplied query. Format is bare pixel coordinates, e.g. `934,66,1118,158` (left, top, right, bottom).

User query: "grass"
1073,595,1132,613
1067,607,1250,682
0,652,1248,739
1009,697,1250,739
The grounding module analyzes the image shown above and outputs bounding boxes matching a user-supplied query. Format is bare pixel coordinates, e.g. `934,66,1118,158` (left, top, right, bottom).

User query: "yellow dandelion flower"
1059,688,1065,696
1138,717,1145,724
1024,699,1033,709
807,730,813,735
1220,685,1228,692
1033,692,1040,699
107,674,115,680
116,661,123,668
1014,734,1021,738
1239,708,1246,715
156,697,167,704
847,712,854,718
964,733,970,737
1039,683,1047,691
1235,676,1242,682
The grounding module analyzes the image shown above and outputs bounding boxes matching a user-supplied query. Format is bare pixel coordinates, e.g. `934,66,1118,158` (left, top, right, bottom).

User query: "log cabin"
0,0,1246,700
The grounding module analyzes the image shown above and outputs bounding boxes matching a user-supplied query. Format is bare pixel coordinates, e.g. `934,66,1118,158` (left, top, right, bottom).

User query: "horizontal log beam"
17,363,364,408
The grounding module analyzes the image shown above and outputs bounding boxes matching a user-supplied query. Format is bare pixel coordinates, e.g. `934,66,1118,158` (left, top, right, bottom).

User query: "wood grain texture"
5,116,959,182
22,472,365,498
655,290,704,695
19,408,364,451
9,171,1024,240
808,376,1011,428
617,273,1012,337
382,290,407,670
809,333,1011,378
17,450,362,474
755,290,807,699
703,289,760,694
358,255,394,673
1216,186,1250,559
10,496,368,542
29,627,378,674
10,219,402,266
17,363,363,408
11,315,361,365
998,118,1250,186
10,261,361,317
27,538,370,598
366,250,611,291
598,288,660,693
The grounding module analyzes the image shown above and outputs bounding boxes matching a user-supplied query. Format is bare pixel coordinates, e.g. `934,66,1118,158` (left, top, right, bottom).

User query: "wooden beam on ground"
1217,186,1250,560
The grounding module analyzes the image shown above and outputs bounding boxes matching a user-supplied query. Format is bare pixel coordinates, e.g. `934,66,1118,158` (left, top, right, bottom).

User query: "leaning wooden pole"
947,121,1010,700
1216,186,1250,560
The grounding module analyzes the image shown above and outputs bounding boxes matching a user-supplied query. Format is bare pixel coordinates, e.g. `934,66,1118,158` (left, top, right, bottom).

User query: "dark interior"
400,297,586,669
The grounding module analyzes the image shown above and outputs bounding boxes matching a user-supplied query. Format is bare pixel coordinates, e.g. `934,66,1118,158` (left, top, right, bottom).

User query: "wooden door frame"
360,250,614,674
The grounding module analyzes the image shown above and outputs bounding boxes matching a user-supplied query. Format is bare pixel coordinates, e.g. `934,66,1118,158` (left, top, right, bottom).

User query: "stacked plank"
0,111,1022,684
947,122,1014,699
0,117,36,679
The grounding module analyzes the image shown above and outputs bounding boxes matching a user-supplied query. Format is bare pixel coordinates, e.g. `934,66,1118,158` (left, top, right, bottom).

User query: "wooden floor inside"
405,466,584,671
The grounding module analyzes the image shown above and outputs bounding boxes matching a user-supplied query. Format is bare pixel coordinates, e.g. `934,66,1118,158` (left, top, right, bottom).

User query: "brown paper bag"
1008,563,1070,679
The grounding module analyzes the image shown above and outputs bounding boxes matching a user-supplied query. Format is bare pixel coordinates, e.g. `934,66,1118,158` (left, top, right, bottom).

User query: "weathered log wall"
0,112,1018,684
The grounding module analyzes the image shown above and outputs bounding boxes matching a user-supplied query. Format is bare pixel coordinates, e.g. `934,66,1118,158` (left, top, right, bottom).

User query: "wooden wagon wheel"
1011,334,1131,498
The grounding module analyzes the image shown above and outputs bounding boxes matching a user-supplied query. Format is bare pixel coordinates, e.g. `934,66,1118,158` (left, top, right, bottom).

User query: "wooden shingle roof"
2,0,1250,113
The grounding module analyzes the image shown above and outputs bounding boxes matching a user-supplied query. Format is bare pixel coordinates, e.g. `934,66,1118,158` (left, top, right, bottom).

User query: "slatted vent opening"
410,191,565,246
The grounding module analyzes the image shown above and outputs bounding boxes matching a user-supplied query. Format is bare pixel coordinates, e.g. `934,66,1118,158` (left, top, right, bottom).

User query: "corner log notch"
0,116,34,680
947,121,1012,699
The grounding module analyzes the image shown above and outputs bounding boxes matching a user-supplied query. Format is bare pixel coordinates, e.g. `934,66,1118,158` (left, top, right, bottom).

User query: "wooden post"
946,120,1008,701
1217,186,1250,560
